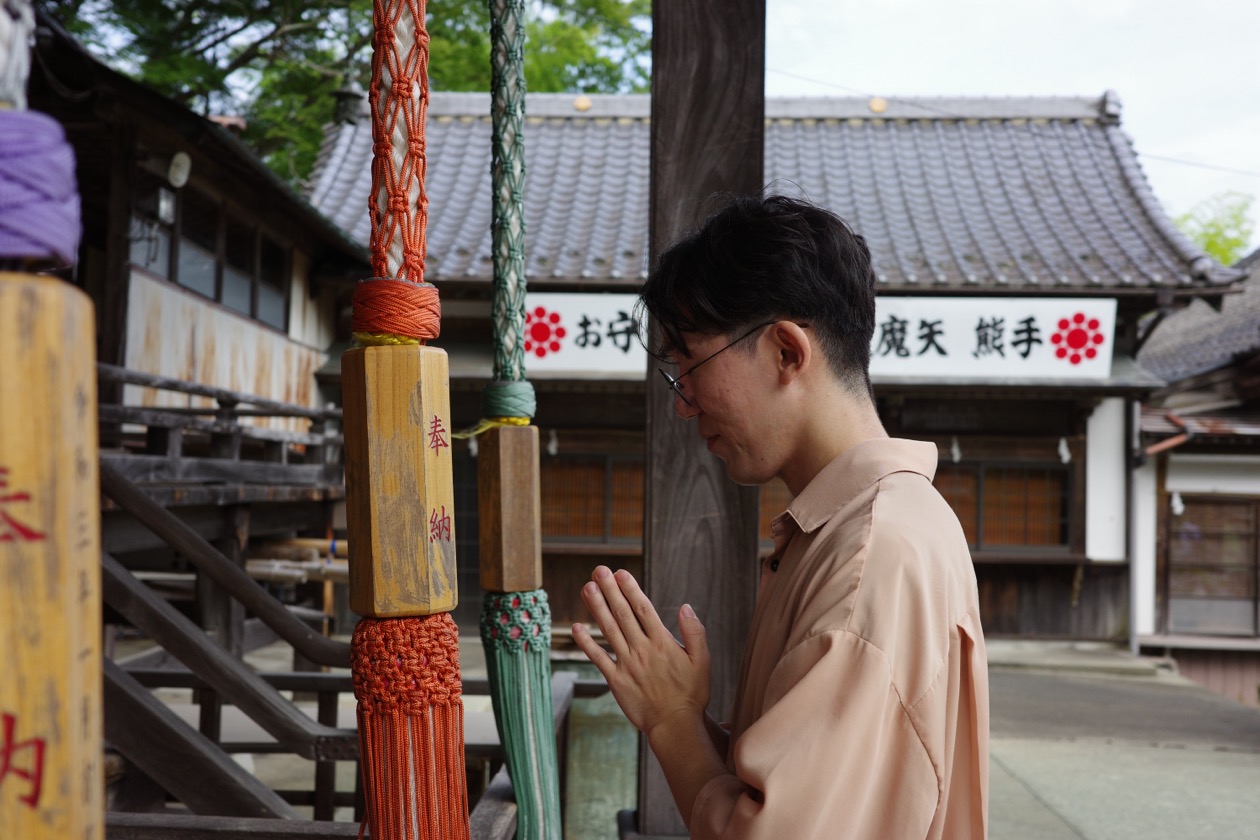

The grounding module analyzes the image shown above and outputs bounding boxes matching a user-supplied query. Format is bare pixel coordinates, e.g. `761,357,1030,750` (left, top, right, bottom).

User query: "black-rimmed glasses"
657,320,777,407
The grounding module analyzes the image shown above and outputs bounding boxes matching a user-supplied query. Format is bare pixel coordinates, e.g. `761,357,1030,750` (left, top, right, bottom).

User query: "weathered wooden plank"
97,363,339,420
102,659,300,819
103,500,333,556
642,1,767,833
468,766,518,840
99,403,336,446
105,812,360,839
0,273,104,840
100,461,351,666
478,424,543,592
100,453,339,486
342,345,458,617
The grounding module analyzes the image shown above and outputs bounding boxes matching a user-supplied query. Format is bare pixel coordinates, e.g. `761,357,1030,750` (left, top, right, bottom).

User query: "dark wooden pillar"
641,2,766,835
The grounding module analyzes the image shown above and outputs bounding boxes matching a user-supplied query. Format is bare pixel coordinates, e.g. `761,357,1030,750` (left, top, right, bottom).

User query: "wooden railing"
97,363,343,487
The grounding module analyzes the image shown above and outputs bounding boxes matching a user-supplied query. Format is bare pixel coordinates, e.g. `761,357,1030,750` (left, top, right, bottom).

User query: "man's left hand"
572,565,711,740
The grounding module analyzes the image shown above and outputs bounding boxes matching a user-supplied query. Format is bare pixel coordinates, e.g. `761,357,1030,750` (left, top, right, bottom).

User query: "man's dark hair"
640,194,878,393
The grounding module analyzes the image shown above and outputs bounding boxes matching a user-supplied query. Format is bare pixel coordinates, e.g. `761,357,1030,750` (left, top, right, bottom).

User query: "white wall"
1166,455,1260,495
1086,397,1127,562
1131,459,1158,635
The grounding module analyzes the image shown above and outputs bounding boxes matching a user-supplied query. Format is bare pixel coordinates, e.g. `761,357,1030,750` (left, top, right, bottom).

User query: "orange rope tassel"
353,614,470,840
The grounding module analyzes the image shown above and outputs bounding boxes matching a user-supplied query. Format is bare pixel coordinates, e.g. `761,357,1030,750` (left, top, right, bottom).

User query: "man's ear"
769,321,812,384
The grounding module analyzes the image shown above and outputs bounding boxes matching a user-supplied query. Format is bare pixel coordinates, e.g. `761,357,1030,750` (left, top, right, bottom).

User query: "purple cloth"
0,110,81,266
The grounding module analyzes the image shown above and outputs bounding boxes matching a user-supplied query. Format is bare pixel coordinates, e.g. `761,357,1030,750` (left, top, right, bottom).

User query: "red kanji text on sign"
1,712,46,809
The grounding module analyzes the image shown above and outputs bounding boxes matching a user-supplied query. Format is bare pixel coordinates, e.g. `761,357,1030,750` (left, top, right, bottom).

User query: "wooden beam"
642,2,766,834
477,425,543,592
0,273,104,840
341,345,459,617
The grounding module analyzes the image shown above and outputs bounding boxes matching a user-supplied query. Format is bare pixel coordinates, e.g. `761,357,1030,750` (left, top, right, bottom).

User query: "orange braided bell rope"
352,1,470,839
354,615,468,839
354,0,441,348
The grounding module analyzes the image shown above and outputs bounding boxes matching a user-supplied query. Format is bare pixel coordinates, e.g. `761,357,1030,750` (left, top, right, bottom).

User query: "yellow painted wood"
0,273,102,840
342,345,458,617
477,425,542,593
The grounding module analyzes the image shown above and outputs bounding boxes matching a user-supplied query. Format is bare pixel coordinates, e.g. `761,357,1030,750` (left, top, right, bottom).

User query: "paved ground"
987,644,1260,840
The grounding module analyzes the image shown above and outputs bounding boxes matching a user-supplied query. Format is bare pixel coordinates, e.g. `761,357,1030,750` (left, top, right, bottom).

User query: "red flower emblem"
1050,312,1105,365
525,306,567,358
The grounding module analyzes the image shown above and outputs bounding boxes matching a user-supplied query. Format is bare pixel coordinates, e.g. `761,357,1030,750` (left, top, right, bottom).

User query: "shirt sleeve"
689,630,939,840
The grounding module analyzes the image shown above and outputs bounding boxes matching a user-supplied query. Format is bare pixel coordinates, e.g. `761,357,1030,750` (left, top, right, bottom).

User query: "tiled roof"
308,91,1243,292
1139,247,1260,382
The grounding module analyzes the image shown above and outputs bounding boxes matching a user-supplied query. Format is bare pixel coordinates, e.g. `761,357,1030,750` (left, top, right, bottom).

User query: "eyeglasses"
657,321,777,407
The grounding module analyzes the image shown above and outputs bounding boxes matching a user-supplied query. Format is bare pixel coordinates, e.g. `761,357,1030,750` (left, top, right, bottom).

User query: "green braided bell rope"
482,1,559,839
486,0,536,420
480,591,560,840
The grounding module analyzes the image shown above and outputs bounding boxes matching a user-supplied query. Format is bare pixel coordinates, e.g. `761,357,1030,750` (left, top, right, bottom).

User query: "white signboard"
523,293,645,374
521,293,1117,381
870,297,1117,381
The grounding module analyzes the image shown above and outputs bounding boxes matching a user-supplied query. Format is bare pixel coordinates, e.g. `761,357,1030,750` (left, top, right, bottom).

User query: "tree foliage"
1175,191,1256,267
43,0,649,185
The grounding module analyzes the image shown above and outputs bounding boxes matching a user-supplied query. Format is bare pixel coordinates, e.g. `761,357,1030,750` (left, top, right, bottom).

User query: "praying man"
573,195,990,839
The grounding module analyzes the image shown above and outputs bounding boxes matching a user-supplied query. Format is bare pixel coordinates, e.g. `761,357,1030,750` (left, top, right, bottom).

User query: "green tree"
1175,191,1256,266
44,0,649,185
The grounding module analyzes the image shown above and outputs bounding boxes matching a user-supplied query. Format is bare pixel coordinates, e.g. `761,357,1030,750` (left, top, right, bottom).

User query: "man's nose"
673,389,698,419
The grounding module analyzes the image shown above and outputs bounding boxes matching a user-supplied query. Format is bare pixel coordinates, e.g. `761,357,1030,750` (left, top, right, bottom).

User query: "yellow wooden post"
477,424,543,593
341,344,458,617
0,273,102,840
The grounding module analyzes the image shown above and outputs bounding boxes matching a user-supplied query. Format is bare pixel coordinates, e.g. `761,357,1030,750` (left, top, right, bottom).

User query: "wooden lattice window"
935,463,1071,551
540,455,644,544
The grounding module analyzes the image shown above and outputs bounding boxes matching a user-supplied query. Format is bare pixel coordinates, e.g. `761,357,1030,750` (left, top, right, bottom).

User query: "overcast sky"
765,0,1260,257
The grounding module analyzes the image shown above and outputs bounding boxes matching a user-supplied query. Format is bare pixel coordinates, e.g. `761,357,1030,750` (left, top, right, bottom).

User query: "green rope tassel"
480,590,561,840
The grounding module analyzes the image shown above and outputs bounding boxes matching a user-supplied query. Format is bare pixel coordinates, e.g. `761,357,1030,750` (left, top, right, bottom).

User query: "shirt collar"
775,438,940,535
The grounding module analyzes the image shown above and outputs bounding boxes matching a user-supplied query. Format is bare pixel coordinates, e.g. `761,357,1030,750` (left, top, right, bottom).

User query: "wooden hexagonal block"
342,345,457,617
477,424,542,593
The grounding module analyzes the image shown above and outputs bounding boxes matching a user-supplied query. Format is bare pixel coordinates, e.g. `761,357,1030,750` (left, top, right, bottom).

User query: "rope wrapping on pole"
0,110,80,268
0,0,33,110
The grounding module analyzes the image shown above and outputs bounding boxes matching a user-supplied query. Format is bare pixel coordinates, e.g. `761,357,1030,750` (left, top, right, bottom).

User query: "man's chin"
719,459,771,488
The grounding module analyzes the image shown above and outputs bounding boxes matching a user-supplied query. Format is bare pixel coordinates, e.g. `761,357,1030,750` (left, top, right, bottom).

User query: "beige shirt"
691,438,989,839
